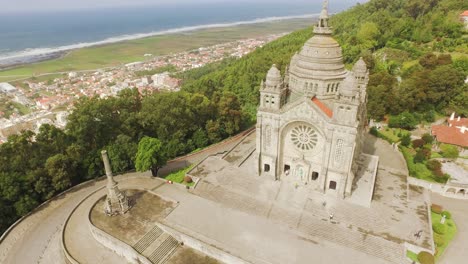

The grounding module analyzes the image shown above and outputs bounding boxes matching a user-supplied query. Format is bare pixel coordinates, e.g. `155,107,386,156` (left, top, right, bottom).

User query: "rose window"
290,125,318,151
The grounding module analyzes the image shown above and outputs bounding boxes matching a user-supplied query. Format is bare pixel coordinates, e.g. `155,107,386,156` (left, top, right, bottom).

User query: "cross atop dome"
314,0,333,35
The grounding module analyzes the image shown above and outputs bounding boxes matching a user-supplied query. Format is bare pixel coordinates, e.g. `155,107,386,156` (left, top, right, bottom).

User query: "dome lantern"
314,0,332,35
265,64,282,88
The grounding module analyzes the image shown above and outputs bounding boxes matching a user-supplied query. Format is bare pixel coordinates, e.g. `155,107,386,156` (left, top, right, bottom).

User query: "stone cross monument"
101,150,130,216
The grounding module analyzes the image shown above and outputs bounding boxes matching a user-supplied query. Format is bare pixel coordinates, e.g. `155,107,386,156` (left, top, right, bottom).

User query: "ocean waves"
0,13,318,66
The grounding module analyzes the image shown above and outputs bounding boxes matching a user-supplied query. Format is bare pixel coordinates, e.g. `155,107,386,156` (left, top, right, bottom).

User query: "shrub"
370,126,378,136
422,133,434,144
417,251,435,264
401,134,411,147
414,163,433,178
414,151,425,163
440,144,459,159
441,211,452,220
423,110,436,122
435,173,450,183
184,176,193,184
414,149,430,163
426,160,442,171
422,148,431,159
388,112,418,129
434,234,445,247
431,204,443,214
433,223,446,235
412,139,425,149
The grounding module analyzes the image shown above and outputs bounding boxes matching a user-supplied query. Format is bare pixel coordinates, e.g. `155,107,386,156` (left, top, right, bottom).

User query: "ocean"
0,2,352,66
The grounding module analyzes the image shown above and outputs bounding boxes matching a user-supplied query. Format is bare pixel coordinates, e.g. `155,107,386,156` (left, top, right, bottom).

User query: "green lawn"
406,250,418,262
11,102,32,115
378,128,410,143
432,212,457,259
400,146,440,183
164,165,195,187
0,19,311,82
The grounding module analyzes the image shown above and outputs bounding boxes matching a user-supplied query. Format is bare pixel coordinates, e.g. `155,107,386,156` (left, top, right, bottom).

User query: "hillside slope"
181,0,468,119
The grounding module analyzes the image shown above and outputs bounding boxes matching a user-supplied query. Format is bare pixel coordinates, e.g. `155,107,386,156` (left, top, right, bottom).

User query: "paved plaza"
182,132,433,263
442,161,468,184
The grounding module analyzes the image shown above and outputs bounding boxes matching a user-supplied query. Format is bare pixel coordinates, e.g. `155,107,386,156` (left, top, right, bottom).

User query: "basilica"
255,1,370,199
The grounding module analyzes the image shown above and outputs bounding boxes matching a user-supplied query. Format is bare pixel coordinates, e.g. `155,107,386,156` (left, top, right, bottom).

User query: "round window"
290,125,318,151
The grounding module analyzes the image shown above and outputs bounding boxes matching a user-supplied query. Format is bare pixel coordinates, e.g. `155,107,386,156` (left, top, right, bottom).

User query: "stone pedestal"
101,150,131,216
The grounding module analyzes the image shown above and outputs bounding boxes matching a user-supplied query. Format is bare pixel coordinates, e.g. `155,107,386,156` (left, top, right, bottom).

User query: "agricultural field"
0,19,311,82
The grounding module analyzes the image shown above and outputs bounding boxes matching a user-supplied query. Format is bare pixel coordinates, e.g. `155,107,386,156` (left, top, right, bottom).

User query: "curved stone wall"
88,196,152,264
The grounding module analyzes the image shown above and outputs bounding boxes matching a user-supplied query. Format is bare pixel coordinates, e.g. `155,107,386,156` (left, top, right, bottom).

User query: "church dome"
288,0,346,81
265,64,281,87
340,73,358,97
352,57,367,75
289,34,347,80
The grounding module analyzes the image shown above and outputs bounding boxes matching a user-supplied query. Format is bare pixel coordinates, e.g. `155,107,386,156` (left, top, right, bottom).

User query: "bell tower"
259,64,287,111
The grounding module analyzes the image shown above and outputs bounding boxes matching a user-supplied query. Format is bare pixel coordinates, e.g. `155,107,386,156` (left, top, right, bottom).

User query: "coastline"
0,51,66,71
0,14,318,72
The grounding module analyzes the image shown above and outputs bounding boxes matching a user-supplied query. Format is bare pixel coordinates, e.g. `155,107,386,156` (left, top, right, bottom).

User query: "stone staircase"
193,180,406,264
133,226,179,264
147,234,179,264
134,225,164,253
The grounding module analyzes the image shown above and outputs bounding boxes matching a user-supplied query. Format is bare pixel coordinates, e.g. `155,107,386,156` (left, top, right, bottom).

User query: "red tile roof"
460,10,468,16
311,97,333,118
432,125,468,147
448,118,468,127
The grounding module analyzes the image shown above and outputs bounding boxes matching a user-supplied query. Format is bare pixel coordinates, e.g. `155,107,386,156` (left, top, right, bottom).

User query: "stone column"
101,150,130,216
102,150,117,189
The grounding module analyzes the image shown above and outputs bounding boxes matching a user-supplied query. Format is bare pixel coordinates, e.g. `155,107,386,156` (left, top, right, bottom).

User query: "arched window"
312,172,319,181
334,139,344,164
264,95,270,106
264,125,272,148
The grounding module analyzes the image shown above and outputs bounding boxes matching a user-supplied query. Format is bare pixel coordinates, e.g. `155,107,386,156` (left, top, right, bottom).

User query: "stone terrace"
188,132,432,263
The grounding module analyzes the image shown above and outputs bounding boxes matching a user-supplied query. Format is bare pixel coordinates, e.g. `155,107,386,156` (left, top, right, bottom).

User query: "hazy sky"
0,0,365,13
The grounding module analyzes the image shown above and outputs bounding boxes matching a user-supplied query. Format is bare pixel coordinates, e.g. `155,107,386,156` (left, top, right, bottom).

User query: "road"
0,129,250,264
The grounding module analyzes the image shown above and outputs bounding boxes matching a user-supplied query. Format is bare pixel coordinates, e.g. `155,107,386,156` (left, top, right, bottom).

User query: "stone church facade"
255,1,369,199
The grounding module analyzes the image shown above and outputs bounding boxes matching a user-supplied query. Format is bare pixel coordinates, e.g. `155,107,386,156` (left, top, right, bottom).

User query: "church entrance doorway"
329,181,337,190
295,166,305,181
312,172,319,181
